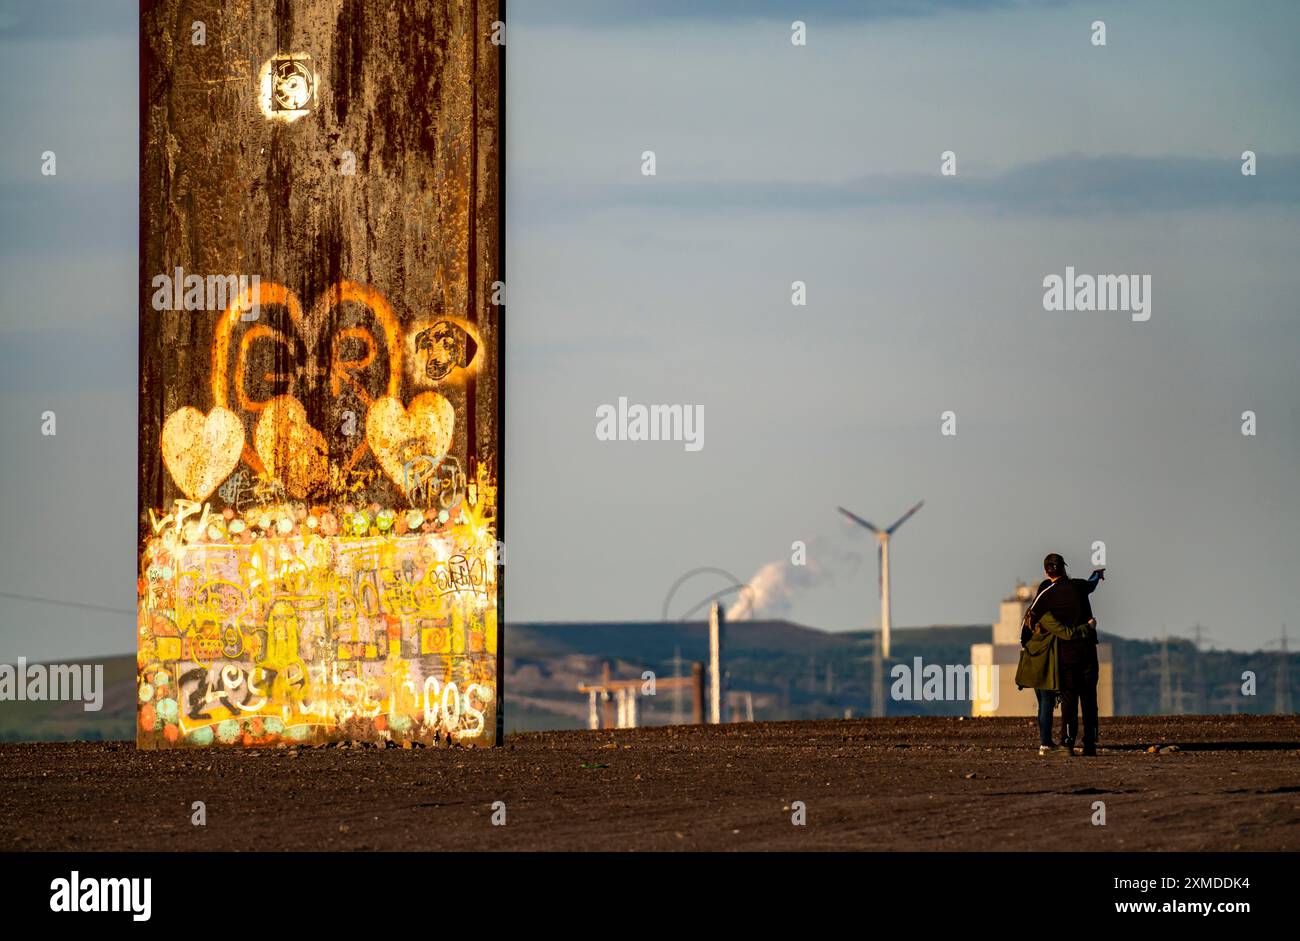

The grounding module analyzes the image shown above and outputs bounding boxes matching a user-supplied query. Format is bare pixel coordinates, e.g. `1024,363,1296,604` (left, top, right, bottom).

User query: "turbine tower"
838,501,924,660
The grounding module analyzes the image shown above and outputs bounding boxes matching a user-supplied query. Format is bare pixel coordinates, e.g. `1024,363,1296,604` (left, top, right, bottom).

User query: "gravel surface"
3,715,1297,851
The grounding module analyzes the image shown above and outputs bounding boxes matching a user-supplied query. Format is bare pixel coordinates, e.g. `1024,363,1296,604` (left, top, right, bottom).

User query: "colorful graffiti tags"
140,0,501,748
139,277,498,747
139,486,497,746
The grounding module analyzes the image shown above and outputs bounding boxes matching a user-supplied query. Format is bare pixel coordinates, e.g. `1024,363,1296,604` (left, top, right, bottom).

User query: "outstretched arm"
1035,611,1093,641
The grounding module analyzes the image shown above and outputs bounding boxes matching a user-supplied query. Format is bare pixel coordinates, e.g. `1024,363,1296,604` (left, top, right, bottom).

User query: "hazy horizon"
1,0,1298,662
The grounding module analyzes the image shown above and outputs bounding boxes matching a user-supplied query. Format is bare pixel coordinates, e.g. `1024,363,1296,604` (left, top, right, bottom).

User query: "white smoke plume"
727,539,861,620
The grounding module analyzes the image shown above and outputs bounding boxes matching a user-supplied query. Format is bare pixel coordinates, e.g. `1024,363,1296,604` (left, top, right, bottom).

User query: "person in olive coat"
1034,560,1105,754
1015,554,1095,755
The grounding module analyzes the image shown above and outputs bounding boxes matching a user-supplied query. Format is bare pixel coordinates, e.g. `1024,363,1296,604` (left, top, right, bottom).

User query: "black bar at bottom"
3,851,1284,924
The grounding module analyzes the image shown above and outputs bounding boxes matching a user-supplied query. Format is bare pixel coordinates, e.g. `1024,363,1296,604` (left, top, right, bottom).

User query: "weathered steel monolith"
138,0,503,748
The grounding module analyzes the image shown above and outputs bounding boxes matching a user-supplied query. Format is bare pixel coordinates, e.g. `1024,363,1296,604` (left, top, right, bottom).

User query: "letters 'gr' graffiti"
139,0,502,748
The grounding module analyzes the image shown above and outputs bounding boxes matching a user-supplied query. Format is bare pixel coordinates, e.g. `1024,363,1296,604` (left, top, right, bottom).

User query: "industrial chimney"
709,601,726,724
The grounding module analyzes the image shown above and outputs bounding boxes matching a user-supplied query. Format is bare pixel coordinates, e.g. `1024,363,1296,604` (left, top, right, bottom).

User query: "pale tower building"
971,582,1114,718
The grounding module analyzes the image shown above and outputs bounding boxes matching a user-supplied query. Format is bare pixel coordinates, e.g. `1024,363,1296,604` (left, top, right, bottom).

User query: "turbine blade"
886,499,924,534
837,506,879,533
877,543,883,594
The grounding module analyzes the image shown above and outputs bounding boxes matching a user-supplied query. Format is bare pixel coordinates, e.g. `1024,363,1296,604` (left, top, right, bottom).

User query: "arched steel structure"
661,566,748,622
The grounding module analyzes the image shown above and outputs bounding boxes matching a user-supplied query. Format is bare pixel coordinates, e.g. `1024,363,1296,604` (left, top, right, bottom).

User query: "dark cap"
1043,552,1067,570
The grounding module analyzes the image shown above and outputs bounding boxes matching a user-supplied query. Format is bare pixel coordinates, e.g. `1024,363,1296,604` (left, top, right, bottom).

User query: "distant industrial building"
970,583,1114,718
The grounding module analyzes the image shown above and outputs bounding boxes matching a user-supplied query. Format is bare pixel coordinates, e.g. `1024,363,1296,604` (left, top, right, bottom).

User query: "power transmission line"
0,589,133,617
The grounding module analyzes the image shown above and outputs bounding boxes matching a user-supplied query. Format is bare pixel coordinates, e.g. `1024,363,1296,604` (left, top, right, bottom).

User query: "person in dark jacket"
1021,554,1084,754
1031,555,1104,756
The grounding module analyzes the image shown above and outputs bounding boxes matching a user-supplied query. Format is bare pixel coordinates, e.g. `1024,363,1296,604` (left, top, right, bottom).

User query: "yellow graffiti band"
141,525,498,744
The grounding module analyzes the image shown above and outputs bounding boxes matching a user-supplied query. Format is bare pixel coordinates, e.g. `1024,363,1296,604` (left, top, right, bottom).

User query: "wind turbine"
837,500,924,659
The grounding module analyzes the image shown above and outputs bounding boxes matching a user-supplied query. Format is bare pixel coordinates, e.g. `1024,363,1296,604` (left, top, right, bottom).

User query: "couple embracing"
1014,553,1105,756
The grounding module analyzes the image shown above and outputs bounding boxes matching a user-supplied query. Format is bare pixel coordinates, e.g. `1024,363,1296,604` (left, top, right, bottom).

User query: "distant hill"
506,620,991,730
0,655,136,742
2,621,1294,740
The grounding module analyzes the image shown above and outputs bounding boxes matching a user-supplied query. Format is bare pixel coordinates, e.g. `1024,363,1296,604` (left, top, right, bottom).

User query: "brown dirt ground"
1,716,1297,851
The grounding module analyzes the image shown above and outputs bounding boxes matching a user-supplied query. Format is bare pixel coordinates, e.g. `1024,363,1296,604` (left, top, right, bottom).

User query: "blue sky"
0,0,1297,660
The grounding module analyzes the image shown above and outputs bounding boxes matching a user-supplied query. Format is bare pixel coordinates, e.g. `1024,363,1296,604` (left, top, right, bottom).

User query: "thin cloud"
513,153,1300,220
515,0,1032,27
